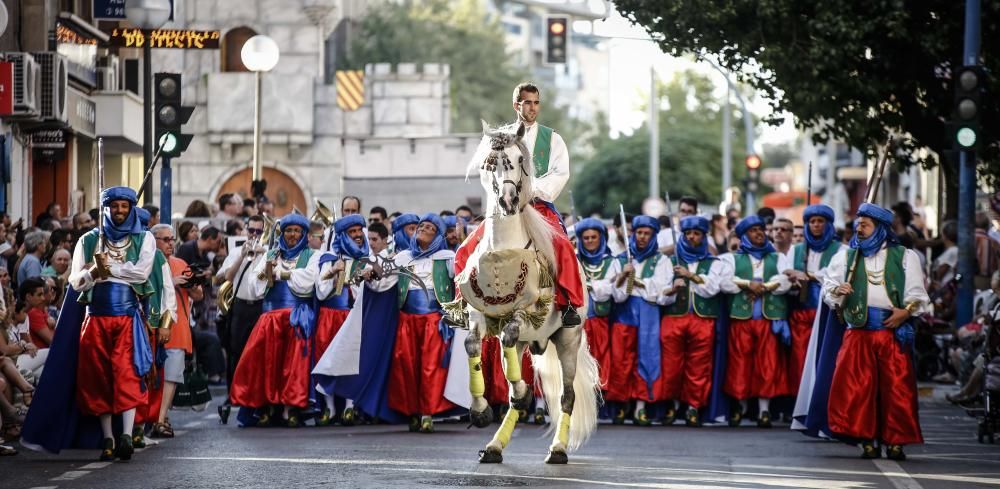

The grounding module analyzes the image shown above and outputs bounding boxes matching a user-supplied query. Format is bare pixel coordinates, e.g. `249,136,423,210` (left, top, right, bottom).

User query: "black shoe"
661,407,676,426
561,307,582,327
131,425,146,449
218,404,231,425
115,433,134,461
885,445,906,461
728,405,743,428
757,410,772,428
99,438,115,461
685,407,701,427
861,441,881,459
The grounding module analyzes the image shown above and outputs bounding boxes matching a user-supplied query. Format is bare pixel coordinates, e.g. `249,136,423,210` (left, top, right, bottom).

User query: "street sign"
0,62,12,116
93,0,174,21
105,27,220,49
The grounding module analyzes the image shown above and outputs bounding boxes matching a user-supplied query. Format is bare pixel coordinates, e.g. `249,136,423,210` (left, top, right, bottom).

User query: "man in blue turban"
660,216,731,427
609,215,672,425
823,203,928,461
719,215,793,428
574,218,621,411
65,186,156,461
390,213,420,254
312,214,370,426
231,213,320,428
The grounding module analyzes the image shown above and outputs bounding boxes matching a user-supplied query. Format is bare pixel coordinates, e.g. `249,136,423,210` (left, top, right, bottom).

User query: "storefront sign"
105,27,221,49
55,20,99,88
31,130,67,162
93,0,174,21
0,63,12,116
67,88,96,139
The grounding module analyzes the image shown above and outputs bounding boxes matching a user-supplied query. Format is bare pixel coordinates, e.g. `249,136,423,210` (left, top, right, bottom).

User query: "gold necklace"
583,262,606,280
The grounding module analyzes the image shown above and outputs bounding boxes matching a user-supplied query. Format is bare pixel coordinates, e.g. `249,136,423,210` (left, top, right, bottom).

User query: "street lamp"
125,0,171,204
241,35,280,197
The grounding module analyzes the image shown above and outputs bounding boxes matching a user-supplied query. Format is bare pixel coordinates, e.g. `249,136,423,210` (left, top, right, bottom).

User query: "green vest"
664,257,722,318
792,241,839,272
398,259,455,309
616,253,662,306
264,248,315,296
730,252,787,320
532,124,554,177
842,245,906,326
581,255,615,317
146,250,168,328
78,229,155,303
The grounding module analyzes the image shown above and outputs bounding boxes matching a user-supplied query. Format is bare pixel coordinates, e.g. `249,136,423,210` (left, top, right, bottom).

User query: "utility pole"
956,0,981,327
722,83,732,202
649,67,659,199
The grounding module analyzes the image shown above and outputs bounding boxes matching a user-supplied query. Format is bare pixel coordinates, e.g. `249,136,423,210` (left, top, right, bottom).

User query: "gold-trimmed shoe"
685,407,701,427
728,406,743,427
612,408,626,425
419,416,434,433
533,408,546,425
341,407,356,426
115,433,134,461
131,425,146,448
885,445,906,461
99,437,115,461
634,408,652,426
861,441,881,459
662,407,677,426
408,416,420,432
315,408,332,427
757,410,772,428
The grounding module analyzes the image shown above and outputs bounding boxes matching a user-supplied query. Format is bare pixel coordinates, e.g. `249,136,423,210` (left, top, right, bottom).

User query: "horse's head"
475,120,532,217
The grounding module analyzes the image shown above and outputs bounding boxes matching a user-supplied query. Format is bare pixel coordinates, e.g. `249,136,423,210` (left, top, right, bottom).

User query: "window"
221,27,258,73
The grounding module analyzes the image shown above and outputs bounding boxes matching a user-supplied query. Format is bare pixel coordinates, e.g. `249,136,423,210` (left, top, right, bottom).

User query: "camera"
180,263,211,288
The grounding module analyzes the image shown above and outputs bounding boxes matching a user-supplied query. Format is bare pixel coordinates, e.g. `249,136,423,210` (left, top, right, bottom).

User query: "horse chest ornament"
456,249,553,333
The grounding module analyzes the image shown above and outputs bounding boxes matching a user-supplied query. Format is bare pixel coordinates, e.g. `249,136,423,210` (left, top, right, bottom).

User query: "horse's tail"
534,330,601,452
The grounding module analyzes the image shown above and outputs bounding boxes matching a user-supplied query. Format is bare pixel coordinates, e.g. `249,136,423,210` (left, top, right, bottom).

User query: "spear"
798,161,813,302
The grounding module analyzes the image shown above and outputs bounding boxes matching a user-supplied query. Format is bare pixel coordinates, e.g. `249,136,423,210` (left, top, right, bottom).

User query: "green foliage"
614,0,1000,185
573,70,749,217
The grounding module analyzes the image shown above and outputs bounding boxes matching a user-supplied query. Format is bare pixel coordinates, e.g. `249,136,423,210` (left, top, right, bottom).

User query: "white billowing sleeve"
903,249,930,312
316,254,341,300
533,131,569,202
769,251,793,295
69,237,96,292
822,249,849,308
691,258,730,298
717,253,741,295
288,252,321,296
589,259,620,303
160,261,178,322
109,231,156,283
647,257,674,305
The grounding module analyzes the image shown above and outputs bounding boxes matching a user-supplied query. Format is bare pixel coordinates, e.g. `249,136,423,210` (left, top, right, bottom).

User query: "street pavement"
4,386,999,488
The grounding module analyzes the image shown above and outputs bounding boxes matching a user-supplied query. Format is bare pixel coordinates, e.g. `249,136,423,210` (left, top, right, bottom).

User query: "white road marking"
203,413,218,420
80,462,112,469
873,459,924,489
181,421,203,429
29,486,59,489
50,471,89,481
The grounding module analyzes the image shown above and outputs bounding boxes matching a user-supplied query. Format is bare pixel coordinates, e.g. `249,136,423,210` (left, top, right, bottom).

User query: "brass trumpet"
311,199,335,227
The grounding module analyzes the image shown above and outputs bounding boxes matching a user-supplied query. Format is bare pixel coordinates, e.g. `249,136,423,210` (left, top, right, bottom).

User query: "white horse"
445,120,599,464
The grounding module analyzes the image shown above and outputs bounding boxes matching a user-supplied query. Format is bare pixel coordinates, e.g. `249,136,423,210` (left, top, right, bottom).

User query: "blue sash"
401,288,453,367
801,281,822,310
847,306,914,347
264,281,316,342
87,282,152,379
616,295,660,399
320,288,351,310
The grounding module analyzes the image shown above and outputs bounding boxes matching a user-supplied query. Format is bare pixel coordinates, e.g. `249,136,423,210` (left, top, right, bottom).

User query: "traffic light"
545,16,569,65
952,65,986,150
745,154,762,192
154,72,194,158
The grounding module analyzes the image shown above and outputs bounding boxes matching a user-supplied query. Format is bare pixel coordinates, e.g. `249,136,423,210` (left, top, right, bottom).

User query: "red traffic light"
745,154,762,170
550,21,565,35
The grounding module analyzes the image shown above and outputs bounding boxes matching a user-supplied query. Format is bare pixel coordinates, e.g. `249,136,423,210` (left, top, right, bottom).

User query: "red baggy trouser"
388,311,456,416
724,318,789,400
313,308,350,364
660,314,715,409
827,329,923,445
481,336,537,404
607,323,661,402
787,308,816,395
583,316,611,389
454,201,584,310
77,315,147,416
230,309,312,408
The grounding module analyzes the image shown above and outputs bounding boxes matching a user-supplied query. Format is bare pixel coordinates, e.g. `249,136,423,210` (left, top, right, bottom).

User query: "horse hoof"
511,390,534,412
479,448,503,464
545,450,568,464
470,409,493,428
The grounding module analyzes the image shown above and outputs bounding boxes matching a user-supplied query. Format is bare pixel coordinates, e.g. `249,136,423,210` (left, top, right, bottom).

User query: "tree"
614,1,1000,189
573,70,750,217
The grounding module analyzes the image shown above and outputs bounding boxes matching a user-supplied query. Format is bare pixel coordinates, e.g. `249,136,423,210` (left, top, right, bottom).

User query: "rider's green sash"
532,124,553,177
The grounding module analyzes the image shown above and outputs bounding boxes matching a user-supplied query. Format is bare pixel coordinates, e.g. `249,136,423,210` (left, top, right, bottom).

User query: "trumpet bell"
311,199,334,227
217,280,235,315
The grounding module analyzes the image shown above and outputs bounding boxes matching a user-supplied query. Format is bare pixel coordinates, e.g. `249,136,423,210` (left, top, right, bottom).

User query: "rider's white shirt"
522,122,569,203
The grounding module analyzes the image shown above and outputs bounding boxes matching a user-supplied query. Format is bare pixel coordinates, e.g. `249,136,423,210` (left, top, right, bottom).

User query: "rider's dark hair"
512,82,540,105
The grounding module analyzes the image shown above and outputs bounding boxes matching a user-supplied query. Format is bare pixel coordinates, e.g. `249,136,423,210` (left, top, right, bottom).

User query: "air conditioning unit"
97,54,120,91
32,52,68,123
5,53,41,118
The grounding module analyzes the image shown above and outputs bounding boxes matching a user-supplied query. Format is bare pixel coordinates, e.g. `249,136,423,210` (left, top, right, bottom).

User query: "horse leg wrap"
468,355,485,398
555,412,571,448
490,405,521,450
502,347,522,383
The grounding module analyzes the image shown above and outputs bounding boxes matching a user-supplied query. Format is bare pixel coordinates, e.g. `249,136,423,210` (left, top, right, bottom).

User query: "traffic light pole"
160,156,172,225
142,41,153,205
955,0,981,327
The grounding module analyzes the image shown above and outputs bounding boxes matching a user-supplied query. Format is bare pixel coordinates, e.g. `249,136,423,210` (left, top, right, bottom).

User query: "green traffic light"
159,132,178,153
956,127,977,148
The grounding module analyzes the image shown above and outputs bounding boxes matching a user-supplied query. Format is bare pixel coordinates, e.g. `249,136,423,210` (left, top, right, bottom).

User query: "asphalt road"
4,387,999,489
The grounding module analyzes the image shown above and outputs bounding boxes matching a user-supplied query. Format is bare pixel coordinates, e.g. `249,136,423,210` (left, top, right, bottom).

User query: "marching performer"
70,186,157,461
660,216,730,427
575,218,620,397
390,213,420,255
231,214,320,427
374,213,457,432
609,215,672,425
824,203,927,460
314,214,370,425
720,215,792,428
455,82,584,328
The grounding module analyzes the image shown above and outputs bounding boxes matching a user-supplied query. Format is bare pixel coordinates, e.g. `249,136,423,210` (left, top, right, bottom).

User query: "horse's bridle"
491,154,530,215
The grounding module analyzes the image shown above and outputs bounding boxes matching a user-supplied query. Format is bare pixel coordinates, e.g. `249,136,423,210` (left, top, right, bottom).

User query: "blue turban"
735,215,775,260
628,215,660,263
100,186,142,241
135,207,151,230
410,213,448,260
574,217,610,266
851,203,898,257
392,213,420,252
677,216,712,264
277,213,311,259
803,204,836,252
332,214,369,259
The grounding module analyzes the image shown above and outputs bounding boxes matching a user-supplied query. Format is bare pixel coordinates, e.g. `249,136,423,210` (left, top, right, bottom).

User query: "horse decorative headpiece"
473,120,533,218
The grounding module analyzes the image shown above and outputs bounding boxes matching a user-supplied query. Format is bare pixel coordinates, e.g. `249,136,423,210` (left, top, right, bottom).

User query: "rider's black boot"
561,307,581,327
